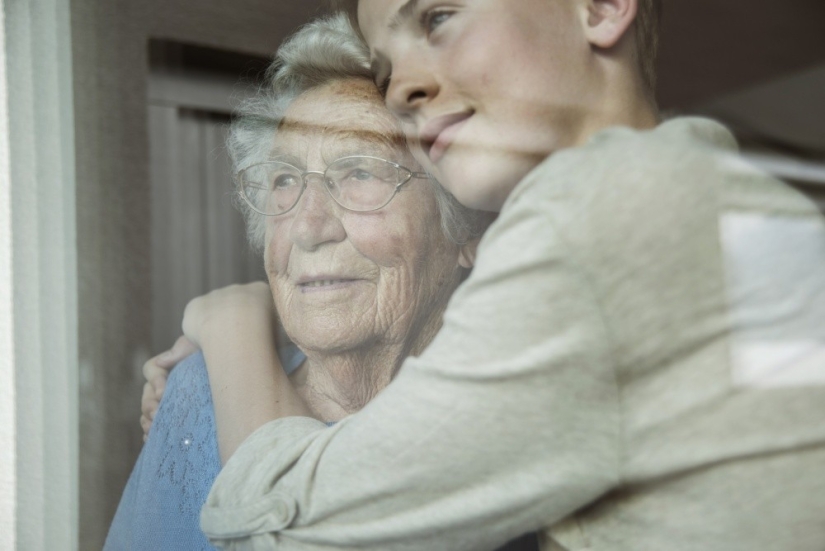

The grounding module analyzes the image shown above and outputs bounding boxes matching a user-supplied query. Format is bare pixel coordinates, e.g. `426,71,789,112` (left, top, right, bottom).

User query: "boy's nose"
385,53,439,119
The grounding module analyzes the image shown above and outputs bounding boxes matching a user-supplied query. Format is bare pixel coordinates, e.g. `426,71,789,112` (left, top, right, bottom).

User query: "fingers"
140,414,152,441
156,335,198,369
142,353,168,383
141,381,158,417
141,382,159,439
141,357,169,411
150,372,167,397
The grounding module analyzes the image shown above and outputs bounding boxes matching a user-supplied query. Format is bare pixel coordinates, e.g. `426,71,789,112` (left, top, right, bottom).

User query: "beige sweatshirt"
202,118,825,551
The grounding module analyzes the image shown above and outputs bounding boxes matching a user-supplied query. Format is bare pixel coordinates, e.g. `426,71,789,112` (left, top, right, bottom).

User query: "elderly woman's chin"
269,256,457,361
275,280,385,355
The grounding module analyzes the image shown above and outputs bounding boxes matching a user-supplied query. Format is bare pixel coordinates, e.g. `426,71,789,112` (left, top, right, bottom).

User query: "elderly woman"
104,13,498,550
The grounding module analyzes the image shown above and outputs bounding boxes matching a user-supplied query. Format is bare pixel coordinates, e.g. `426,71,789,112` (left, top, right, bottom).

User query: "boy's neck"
580,92,659,145
572,49,661,147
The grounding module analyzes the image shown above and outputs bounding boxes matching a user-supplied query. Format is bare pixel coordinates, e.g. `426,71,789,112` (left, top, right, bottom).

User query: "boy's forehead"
359,0,555,46
359,0,577,30
357,0,410,39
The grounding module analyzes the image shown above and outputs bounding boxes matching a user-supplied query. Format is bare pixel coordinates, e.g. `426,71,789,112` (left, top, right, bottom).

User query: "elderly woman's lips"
297,279,361,293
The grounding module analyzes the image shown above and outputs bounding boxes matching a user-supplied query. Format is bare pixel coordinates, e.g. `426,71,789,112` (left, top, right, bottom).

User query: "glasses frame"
237,155,431,217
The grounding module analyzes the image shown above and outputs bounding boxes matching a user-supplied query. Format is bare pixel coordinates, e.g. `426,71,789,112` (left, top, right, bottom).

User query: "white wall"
1,0,79,548
0,0,15,547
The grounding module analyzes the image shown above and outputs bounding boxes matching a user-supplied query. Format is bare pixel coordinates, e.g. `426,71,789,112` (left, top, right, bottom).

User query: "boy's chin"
440,154,534,213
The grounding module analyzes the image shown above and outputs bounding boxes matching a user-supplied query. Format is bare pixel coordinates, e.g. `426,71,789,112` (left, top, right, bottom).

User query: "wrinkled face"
264,79,466,356
358,0,595,212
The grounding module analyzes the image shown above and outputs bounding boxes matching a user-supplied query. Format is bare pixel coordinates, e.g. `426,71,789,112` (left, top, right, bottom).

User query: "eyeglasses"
238,155,430,216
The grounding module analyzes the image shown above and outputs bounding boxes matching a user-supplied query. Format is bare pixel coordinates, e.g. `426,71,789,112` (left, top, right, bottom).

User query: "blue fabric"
105,347,305,550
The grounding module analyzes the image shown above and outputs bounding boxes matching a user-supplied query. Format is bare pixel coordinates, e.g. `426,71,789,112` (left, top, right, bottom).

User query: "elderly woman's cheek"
374,253,455,342
264,222,292,278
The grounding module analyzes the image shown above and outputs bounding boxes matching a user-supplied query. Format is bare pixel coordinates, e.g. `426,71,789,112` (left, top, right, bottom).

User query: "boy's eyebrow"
389,0,420,30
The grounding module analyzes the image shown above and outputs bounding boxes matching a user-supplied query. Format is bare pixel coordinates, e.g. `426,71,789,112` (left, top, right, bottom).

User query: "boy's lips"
419,112,472,164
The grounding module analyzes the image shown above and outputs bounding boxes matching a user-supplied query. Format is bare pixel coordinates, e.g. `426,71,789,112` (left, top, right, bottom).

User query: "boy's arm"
182,282,314,464
200,197,621,550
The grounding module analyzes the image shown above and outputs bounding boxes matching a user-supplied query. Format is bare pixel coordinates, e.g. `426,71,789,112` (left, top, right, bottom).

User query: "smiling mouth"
420,112,473,164
297,279,360,293
300,279,352,288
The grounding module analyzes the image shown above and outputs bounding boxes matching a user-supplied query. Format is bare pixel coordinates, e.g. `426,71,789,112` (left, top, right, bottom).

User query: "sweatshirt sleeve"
201,183,622,551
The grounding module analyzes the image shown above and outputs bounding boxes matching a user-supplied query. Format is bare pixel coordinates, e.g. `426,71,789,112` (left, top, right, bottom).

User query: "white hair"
227,13,488,251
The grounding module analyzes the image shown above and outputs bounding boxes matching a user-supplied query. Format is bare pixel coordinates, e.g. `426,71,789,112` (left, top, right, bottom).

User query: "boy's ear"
580,0,638,49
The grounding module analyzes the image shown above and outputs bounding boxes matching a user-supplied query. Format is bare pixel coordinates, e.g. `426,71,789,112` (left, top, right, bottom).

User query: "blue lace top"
105,349,537,551
104,348,305,550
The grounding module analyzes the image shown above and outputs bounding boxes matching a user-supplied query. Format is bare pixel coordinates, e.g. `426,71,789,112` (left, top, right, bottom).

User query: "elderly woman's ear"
458,212,497,269
458,238,481,269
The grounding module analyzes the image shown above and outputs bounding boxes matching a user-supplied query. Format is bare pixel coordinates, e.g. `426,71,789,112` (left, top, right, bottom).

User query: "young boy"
191,2,825,549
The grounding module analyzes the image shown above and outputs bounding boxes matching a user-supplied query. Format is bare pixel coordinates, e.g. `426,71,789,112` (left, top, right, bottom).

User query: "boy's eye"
421,9,453,35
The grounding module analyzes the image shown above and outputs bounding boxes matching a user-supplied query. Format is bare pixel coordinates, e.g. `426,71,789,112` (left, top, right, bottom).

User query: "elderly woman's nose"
288,176,346,251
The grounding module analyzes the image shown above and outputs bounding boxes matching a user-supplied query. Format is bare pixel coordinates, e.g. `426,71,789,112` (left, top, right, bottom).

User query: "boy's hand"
140,335,198,441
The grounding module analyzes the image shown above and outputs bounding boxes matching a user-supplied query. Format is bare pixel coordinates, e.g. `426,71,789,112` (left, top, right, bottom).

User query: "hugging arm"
182,282,314,464
200,193,622,550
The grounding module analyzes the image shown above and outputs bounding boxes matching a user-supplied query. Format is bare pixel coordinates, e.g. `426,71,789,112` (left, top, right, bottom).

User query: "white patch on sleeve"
731,340,825,388
720,211,825,389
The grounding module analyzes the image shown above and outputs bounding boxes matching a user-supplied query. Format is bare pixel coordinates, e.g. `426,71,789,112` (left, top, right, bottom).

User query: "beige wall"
71,1,324,548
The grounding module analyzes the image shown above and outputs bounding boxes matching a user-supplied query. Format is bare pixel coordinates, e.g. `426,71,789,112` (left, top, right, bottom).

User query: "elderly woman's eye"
351,169,377,181
272,173,300,190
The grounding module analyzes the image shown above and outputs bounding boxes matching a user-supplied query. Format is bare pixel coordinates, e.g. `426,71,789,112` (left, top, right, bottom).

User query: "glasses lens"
242,162,304,215
326,157,401,211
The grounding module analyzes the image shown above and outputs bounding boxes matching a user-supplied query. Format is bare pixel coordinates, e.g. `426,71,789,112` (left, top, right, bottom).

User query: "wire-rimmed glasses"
238,155,430,216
